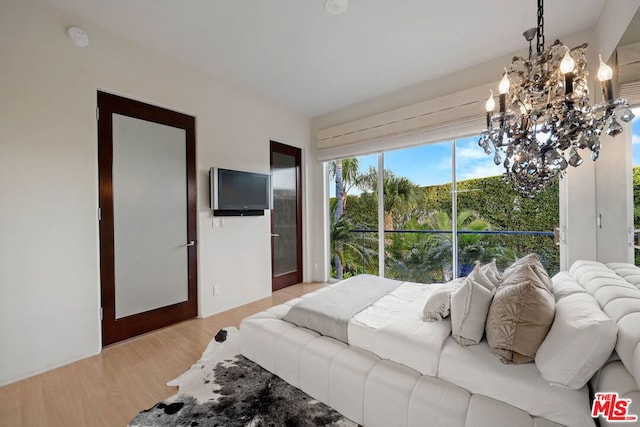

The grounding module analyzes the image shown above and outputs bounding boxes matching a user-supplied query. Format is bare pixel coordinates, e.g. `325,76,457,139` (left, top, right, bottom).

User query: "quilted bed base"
240,307,564,427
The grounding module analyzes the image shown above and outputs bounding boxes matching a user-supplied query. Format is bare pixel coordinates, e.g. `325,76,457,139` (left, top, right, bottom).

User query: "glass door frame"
270,140,303,290
98,91,198,346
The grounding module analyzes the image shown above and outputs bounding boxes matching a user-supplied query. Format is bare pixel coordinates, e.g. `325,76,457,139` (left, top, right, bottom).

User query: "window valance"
315,83,493,161
618,40,640,105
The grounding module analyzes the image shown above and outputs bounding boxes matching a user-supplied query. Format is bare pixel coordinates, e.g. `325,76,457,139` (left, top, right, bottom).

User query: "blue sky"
330,107,640,196
632,107,640,166
330,136,508,196
382,136,504,186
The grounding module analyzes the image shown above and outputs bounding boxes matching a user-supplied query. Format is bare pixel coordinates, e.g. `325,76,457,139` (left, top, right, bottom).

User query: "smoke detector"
67,26,89,47
325,0,348,15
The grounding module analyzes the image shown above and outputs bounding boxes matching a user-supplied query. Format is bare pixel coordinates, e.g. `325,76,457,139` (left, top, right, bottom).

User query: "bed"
240,273,596,427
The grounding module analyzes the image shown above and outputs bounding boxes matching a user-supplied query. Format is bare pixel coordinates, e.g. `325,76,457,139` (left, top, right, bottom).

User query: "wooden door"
270,141,303,290
98,91,197,346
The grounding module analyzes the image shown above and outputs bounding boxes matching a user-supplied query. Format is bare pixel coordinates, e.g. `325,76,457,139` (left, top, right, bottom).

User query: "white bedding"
438,337,594,427
347,282,591,426
270,280,593,427
348,281,451,377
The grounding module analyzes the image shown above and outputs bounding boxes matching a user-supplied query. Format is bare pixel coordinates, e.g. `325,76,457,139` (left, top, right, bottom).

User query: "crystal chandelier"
479,0,635,197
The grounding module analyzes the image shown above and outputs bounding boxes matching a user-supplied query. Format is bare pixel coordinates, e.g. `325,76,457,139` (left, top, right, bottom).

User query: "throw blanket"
283,274,402,342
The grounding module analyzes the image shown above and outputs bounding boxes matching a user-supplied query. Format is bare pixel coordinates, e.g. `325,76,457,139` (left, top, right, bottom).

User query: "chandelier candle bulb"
597,54,613,81
598,55,614,102
498,70,510,113
485,90,495,128
560,50,576,95
485,90,495,112
559,50,575,74
499,70,510,94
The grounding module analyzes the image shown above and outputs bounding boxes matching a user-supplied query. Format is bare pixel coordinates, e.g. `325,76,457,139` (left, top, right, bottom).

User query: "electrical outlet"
213,284,221,295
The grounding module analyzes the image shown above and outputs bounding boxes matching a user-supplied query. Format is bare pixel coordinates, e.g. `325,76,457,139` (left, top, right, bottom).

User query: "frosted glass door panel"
272,152,298,276
112,114,188,319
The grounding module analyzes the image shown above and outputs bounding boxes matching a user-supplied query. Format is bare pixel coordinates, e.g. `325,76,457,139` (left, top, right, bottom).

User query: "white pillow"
535,292,618,389
550,271,587,301
480,259,502,288
422,278,465,321
450,266,495,346
469,260,496,291
503,253,552,291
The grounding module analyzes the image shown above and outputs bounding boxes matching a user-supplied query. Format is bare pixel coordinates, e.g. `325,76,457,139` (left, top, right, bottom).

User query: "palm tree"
328,158,361,212
330,161,344,219
421,209,514,276
385,218,452,283
329,207,377,278
340,158,361,211
383,175,417,231
332,161,344,278
328,158,362,279
386,209,517,283
360,168,417,231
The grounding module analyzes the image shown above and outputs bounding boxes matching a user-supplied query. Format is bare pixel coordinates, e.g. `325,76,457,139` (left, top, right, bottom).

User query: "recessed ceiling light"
67,26,89,47
325,0,348,15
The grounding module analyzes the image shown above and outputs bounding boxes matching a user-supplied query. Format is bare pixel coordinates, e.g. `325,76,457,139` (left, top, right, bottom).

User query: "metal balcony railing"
342,228,557,280
350,229,554,236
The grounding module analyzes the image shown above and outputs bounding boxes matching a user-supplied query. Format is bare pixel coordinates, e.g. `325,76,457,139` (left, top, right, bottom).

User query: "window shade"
315,83,493,161
620,81,640,105
618,40,640,85
618,40,640,105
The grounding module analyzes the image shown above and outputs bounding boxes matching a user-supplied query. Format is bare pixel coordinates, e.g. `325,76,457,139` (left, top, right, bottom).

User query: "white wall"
0,0,311,385
594,131,635,264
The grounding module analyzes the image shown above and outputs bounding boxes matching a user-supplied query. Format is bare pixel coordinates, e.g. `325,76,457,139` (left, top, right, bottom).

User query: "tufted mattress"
240,277,594,426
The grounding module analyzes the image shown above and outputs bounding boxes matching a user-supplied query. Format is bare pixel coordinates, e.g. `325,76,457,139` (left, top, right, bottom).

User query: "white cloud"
456,145,489,161
453,139,504,180
457,162,503,181
433,155,453,172
633,133,640,145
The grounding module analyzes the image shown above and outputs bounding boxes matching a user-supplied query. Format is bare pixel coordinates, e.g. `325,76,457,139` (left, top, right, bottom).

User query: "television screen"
210,168,270,211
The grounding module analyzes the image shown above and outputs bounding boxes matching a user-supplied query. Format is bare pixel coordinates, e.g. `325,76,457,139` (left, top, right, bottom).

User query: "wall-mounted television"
209,167,271,216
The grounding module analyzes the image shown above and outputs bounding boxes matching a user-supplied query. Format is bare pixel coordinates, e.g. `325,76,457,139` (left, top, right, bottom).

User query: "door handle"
185,240,197,247
271,234,280,237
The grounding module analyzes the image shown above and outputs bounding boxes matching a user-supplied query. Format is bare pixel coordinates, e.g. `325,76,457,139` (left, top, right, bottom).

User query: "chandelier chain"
536,0,545,54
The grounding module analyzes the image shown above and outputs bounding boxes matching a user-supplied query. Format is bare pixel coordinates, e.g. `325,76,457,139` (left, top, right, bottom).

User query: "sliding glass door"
326,137,560,282
383,143,453,282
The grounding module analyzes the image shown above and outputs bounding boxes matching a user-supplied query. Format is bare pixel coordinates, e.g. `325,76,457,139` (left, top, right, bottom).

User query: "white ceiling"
42,0,607,117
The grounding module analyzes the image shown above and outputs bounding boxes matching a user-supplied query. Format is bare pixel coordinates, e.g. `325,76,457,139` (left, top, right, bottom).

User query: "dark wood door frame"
98,91,198,346
270,141,303,291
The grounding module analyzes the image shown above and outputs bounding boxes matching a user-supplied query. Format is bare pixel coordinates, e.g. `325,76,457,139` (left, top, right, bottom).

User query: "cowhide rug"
129,327,357,427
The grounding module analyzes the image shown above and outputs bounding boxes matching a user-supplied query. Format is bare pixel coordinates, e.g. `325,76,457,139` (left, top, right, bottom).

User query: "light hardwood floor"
0,282,326,427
